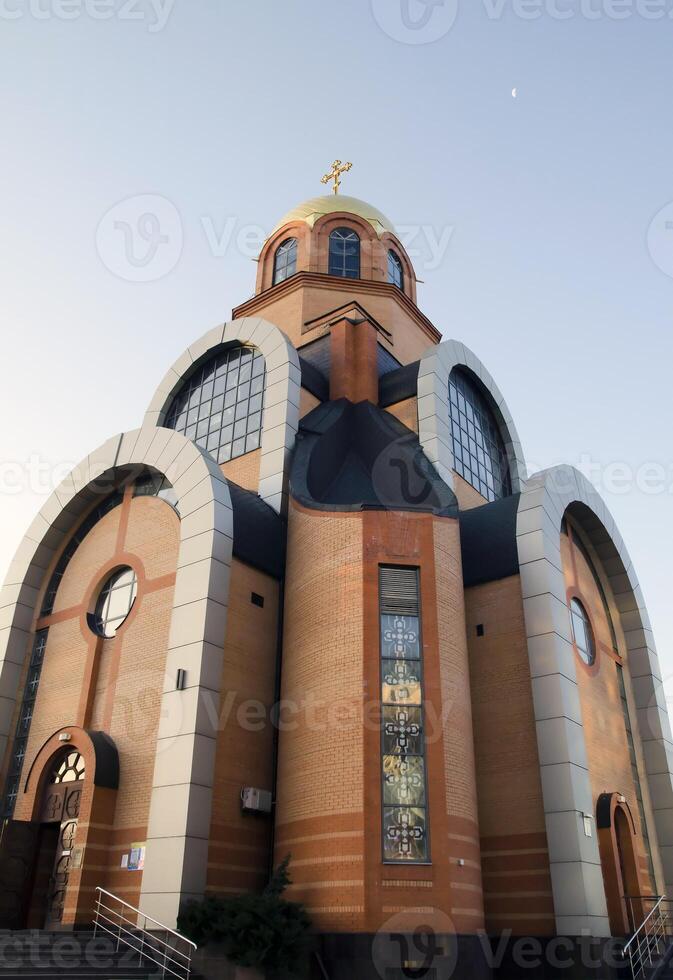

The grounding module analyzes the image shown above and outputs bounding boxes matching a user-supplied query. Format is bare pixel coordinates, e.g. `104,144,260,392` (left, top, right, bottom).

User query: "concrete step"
0,931,199,979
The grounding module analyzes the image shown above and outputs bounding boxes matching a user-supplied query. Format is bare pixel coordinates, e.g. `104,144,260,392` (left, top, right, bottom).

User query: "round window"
93,567,138,638
570,597,595,666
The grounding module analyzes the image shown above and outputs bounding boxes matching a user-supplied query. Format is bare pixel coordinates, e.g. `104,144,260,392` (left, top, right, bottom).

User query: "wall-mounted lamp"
176,669,187,691
583,814,593,838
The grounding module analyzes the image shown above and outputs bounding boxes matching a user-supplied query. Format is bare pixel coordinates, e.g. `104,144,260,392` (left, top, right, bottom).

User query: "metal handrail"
623,893,672,980
93,885,196,980
94,900,192,965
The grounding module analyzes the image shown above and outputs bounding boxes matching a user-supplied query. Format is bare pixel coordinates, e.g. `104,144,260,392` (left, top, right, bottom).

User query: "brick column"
329,314,378,404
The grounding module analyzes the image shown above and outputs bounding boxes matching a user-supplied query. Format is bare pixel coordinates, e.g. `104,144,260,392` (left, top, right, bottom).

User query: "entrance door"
36,751,85,929
597,793,642,937
615,806,641,933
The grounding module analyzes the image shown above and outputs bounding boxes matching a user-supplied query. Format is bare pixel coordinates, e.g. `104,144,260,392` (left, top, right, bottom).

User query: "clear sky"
1,1,672,693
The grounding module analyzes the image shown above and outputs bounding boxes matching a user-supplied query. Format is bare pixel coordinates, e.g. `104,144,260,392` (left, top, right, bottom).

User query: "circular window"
570,598,595,665
93,567,138,638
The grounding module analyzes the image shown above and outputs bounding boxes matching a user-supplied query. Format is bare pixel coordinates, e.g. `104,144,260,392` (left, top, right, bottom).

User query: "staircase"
624,896,673,980
0,888,200,979
0,929,163,977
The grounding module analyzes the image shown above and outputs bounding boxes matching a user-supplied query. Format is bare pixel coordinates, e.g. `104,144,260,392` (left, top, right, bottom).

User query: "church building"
0,167,671,978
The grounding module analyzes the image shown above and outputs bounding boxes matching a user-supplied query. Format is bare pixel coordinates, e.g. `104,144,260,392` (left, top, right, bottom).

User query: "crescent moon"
512,87,517,98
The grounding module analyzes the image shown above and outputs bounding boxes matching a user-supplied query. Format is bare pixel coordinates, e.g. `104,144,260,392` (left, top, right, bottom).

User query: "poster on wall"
127,843,146,871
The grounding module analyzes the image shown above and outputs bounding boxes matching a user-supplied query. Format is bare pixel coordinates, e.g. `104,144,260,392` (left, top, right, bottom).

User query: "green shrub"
178,856,312,979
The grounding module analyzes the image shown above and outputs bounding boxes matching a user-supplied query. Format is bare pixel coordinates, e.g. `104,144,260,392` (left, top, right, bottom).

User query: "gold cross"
321,159,353,195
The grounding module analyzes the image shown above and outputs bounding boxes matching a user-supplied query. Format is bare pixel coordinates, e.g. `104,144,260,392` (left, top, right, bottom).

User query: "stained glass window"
273,238,297,285
328,227,360,279
164,346,265,465
379,566,428,863
383,806,427,863
448,367,512,502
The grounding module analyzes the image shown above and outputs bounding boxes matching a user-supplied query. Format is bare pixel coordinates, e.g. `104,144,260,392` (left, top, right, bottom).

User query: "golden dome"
270,194,395,238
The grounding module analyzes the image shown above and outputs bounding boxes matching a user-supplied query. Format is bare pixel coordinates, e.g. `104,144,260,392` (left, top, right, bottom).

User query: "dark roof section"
229,482,285,580
459,493,521,588
290,399,458,517
299,356,329,402
379,361,420,407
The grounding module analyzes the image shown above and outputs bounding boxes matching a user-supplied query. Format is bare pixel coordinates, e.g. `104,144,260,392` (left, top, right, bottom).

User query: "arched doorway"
597,792,642,936
0,727,119,929
28,750,85,928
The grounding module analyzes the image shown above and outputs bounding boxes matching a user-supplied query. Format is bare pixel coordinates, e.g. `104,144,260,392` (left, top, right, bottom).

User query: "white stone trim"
517,464,673,935
143,316,301,514
0,425,234,928
417,339,527,493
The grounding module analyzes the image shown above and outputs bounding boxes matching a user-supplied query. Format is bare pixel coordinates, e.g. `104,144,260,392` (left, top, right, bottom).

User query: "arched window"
51,751,86,784
165,345,265,465
273,238,297,285
448,367,512,502
387,249,403,290
569,597,595,665
328,227,360,279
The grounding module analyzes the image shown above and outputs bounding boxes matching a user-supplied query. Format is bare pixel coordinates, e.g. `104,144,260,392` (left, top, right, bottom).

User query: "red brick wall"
275,501,484,936
561,527,657,896
465,574,555,936
207,559,279,896
13,492,180,920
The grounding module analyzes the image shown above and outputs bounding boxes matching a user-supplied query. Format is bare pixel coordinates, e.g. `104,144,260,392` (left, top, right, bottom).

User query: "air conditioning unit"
240,786,272,814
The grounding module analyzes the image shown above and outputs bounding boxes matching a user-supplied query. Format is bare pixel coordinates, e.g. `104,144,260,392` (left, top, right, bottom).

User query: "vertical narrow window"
387,249,403,290
379,566,428,863
273,238,297,285
1,629,48,817
617,664,656,885
328,227,360,279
